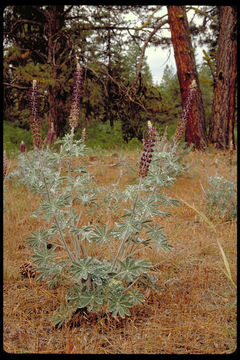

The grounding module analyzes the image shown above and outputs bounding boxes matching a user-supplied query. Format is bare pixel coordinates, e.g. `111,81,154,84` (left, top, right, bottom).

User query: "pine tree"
209,6,237,149
167,6,208,150
3,5,77,136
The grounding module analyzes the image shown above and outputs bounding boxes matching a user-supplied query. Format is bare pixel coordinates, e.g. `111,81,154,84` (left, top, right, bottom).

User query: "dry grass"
3,147,237,354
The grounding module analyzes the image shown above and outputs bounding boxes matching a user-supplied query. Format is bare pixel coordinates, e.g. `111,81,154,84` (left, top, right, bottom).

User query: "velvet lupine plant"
14,67,177,326
45,122,56,148
29,79,43,150
81,128,86,145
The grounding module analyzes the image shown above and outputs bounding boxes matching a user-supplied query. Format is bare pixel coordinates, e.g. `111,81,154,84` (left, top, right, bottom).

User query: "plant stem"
110,176,143,272
123,276,141,293
122,184,158,260
38,151,75,263
68,127,75,177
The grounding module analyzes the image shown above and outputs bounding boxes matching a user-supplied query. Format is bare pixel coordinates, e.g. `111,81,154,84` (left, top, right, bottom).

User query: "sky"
126,6,205,84
145,46,175,84
145,44,204,84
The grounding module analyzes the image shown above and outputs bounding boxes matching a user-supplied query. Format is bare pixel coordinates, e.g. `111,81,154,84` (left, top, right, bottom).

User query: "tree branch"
133,18,169,88
63,5,74,17
3,82,29,90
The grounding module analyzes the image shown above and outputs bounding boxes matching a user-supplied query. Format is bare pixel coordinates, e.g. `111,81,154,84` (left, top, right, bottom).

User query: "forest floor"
3,146,237,354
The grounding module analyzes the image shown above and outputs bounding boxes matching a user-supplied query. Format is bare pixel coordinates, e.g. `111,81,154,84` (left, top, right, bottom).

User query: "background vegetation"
3,5,222,155
3,61,214,155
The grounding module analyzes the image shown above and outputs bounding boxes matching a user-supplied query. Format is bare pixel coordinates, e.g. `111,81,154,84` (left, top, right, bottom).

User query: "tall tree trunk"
46,5,65,137
209,6,237,149
106,27,114,128
167,6,208,150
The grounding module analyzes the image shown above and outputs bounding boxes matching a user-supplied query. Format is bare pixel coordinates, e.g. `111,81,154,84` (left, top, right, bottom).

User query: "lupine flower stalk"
69,61,83,130
20,140,26,153
173,79,197,146
139,121,157,178
29,79,43,150
45,122,56,148
81,128,86,144
3,150,7,179
158,125,168,152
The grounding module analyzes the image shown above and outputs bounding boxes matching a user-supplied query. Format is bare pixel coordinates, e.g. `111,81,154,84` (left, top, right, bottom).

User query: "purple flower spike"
45,122,56,148
29,80,42,150
139,121,156,178
69,61,84,130
20,140,26,153
3,150,7,179
173,79,197,146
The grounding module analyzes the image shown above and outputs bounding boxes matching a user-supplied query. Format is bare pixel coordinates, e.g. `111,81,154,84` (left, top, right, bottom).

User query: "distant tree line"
3,5,237,149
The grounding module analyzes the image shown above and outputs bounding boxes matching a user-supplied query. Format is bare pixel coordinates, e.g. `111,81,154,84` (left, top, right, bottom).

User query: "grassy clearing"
3,147,237,354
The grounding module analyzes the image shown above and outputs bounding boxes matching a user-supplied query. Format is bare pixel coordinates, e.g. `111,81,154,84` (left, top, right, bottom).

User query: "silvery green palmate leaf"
69,256,111,286
70,289,105,310
118,256,152,283
42,194,71,212
70,256,96,281
26,228,50,248
146,224,173,252
69,225,94,241
51,303,76,329
31,244,66,287
75,192,97,206
32,244,57,266
150,192,181,208
128,289,145,305
121,185,139,202
109,293,133,318
90,224,113,244
55,133,86,158
143,151,186,188
135,197,170,218
114,218,143,240
67,173,93,189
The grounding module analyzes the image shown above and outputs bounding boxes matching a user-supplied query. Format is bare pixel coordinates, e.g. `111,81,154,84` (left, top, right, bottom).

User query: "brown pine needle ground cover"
3,148,237,354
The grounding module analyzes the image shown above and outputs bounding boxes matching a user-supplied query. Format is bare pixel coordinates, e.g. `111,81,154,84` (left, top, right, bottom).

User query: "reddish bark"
209,6,237,149
168,6,208,150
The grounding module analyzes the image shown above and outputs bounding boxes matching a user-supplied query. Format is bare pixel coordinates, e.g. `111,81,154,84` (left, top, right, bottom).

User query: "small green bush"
75,120,125,149
205,175,237,221
126,137,142,150
3,122,33,156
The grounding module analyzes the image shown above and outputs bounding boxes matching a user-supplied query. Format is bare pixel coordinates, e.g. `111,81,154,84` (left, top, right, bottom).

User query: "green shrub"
204,175,237,221
84,120,125,149
3,122,33,156
126,137,142,150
